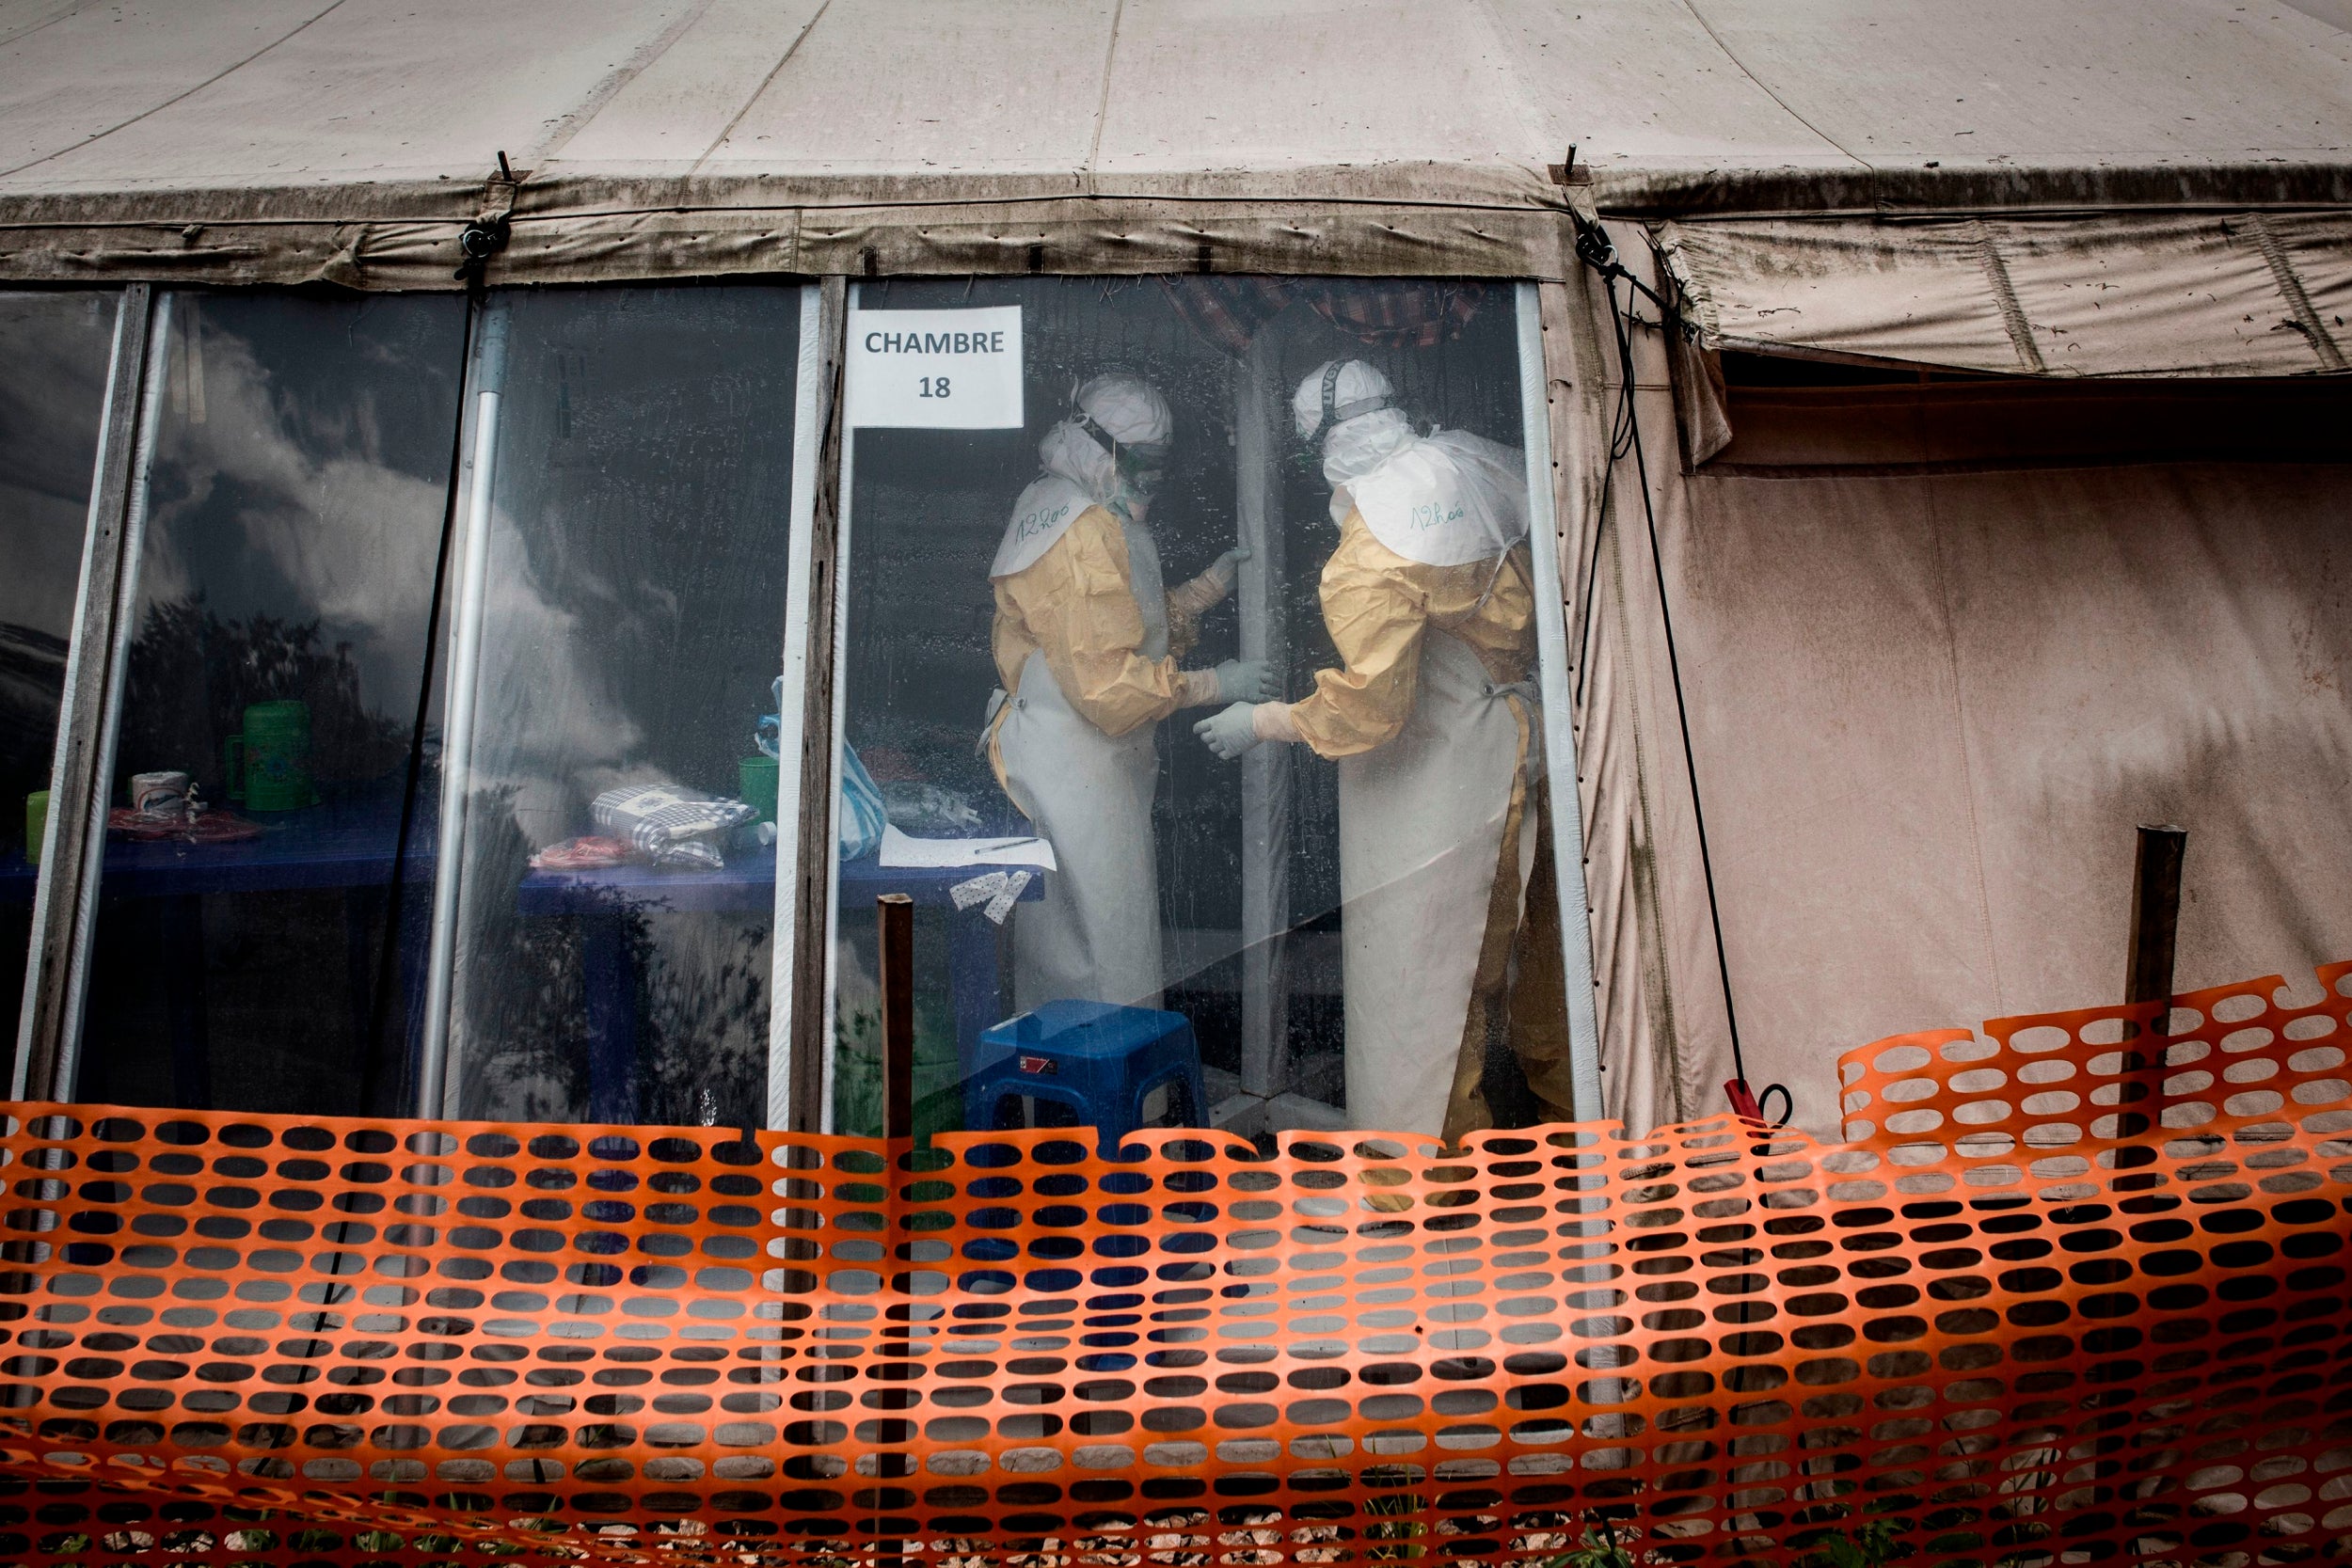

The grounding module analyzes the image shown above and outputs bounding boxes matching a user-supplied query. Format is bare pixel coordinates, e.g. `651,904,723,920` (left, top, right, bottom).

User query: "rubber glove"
1194,703,1262,760
1200,545,1251,599
1212,657,1274,703
1168,546,1253,624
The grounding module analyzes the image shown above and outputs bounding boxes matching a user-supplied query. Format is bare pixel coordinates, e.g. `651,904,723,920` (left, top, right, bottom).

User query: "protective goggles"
1299,359,1395,447
1073,410,1171,489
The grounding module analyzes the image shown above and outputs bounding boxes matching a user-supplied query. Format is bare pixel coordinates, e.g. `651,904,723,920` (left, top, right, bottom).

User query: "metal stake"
873,888,915,1562
878,893,914,1142
2123,823,2186,1139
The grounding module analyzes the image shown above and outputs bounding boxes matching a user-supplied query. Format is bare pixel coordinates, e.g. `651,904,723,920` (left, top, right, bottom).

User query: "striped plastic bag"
837,741,886,862
757,676,886,862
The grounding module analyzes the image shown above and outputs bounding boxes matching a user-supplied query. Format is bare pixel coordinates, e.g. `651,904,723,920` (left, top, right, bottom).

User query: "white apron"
1338,628,1536,1137
993,512,1168,1012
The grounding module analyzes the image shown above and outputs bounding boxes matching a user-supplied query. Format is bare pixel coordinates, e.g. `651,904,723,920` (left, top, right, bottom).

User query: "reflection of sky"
462,290,802,851
467,511,651,849
0,293,114,642
135,294,466,722
450,287,803,1127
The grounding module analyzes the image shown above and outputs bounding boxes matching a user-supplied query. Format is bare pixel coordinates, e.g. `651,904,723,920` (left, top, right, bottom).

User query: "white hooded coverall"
1257,368,1575,1141
984,380,1229,1013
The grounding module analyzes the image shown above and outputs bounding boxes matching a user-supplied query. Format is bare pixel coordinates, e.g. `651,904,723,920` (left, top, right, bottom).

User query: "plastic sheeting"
1661,214,2352,377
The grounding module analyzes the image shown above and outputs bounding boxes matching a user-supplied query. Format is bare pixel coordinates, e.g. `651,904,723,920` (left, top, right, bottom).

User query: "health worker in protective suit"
987,373,1270,1011
1194,359,1574,1141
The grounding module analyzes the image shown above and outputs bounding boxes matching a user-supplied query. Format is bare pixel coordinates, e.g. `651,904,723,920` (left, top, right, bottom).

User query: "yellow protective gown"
1272,507,1575,1142
990,505,1218,738
988,501,1219,1013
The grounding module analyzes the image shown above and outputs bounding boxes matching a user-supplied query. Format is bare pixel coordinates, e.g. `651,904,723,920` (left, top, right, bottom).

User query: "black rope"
1572,217,1754,1091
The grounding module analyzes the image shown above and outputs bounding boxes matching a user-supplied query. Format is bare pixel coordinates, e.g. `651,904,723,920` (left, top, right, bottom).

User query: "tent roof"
0,0,2347,284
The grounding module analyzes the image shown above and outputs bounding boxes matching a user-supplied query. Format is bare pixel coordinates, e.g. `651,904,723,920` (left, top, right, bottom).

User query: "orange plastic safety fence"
0,966,2347,1568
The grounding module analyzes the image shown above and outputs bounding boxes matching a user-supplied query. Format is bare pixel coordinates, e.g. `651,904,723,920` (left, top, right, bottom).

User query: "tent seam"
1470,0,1575,182
2246,213,2349,371
1968,219,2048,374
1082,0,1126,182
0,192,1565,226
1915,404,2007,1022
0,0,351,182
1672,0,1870,172
521,0,727,174
1605,509,1689,1129
1565,257,1689,1130
687,0,836,179
0,0,96,54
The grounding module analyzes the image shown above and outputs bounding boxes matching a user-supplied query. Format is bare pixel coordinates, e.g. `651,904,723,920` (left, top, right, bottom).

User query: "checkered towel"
591,784,755,870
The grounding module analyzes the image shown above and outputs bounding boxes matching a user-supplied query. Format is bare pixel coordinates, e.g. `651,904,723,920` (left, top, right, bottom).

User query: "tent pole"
1235,333,1290,1113
805,277,855,1135
769,280,838,1131
415,300,510,1119
15,285,159,1101
1520,282,1607,1121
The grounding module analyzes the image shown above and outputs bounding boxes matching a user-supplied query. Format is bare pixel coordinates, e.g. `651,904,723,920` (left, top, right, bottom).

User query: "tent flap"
0,190,1577,290
1659,213,2352,377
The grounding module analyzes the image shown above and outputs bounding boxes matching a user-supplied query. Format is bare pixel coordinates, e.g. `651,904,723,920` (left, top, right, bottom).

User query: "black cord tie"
1572,212,1787,1128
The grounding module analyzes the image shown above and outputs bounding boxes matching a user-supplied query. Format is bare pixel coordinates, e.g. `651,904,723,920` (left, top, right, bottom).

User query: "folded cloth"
591,784,756,870
530,834,635,871
645,839,726,870
106,806,262,845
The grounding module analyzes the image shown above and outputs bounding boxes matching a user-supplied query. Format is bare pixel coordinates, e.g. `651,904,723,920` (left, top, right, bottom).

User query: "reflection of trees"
0,621,67,807
119,595,409,793
640,920,768,1128
461,786,588,1122
460,788,768,1130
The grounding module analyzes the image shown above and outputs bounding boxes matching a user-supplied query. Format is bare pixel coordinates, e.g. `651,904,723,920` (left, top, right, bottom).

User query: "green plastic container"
739,754,780,826
227,699,319,812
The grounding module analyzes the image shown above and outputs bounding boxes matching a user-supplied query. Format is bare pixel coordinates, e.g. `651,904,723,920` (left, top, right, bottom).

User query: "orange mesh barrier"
1,964,2348,1568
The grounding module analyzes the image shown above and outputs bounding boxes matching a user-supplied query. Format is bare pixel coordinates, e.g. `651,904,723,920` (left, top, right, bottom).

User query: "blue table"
5,803,1048,1123
0,787,436,1104
516,846,1049,1123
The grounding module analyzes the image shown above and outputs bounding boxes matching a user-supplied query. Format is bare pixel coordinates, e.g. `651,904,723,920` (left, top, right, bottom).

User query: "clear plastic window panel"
74,292,467,1116
0,291,119,1052
829,277,1575,1145
436,285,801,1129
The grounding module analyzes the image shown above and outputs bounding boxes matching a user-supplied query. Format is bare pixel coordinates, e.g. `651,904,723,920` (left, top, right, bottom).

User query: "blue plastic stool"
964,1001,1205,1148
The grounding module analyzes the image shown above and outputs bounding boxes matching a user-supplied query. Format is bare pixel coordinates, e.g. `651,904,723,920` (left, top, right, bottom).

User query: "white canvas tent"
3,0,2348,1137
3,0,2349,285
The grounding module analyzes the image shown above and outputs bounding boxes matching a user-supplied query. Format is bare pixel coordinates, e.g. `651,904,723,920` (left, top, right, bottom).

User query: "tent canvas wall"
1564,228,2352,1135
